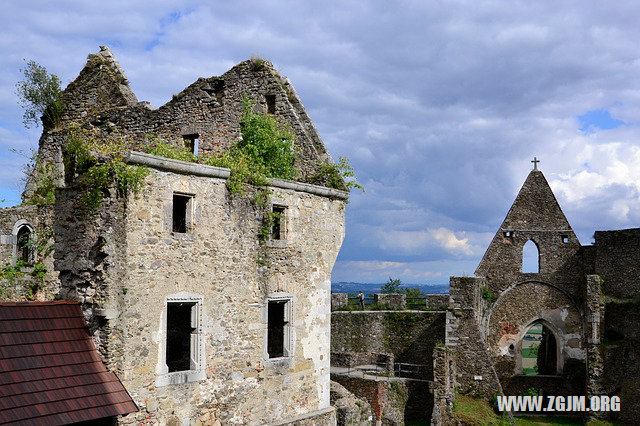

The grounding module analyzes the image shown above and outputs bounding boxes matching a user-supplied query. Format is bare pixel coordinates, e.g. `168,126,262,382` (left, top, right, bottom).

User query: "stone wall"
592,228,640,298
55,155,347,425
596,300,640,424
39,46,336,190
447,277,503,396
430,346,455,426
373,293,405,309
331,311,445,379
425,294,449,310
331,376,408,426
0,204,58,301
475,170,585,298
331,293,348,310
330,381,373,425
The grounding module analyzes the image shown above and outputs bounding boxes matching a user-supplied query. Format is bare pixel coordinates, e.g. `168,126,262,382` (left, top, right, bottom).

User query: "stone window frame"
156,291,206,387
170,192,195,235
266,200,289,248
263,292,295,366
12,220,34,266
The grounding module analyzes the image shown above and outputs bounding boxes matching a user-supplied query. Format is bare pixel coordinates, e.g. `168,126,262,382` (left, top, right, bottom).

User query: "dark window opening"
173,194,192,233
503,230,513,244
272,206,286,240
561,235,569,244
16,226,32,265
183,134,199,156
266,94,276,114
166,302,196,372
213,79,225,105
267,300,288,358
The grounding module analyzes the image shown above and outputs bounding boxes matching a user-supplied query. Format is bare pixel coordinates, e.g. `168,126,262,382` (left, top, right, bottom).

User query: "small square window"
503,231,512,238
173,194,193,233
271,205,286,240
561,235,569,244
265,94,276,114
183,134,199,156
267,299,291,358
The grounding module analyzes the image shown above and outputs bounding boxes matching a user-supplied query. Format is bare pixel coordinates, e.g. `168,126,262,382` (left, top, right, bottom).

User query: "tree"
15,60,63,129
404,286,425,299
380,277,402,294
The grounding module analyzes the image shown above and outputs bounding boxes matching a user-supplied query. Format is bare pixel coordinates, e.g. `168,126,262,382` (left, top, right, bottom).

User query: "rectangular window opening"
266,94,276,114
271,205,286,240
166,302,196,373
183,134,199,156
267,300,288,358
561,235,569,244
173,194,192,233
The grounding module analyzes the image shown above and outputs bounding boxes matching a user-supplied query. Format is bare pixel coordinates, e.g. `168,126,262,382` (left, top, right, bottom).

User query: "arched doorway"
520,322,558,376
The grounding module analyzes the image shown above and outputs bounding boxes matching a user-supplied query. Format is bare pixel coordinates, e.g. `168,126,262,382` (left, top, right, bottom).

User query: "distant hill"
332,282,449,296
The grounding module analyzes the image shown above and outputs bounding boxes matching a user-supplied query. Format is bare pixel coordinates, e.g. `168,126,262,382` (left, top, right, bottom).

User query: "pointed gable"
500,170,571,230
61,46,138,125
475,169,581,284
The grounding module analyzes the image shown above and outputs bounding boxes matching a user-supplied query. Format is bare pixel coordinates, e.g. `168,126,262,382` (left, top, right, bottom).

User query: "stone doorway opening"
519,322,558,376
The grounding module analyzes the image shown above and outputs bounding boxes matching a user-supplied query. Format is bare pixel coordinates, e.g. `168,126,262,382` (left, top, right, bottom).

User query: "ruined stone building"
434,166,640,424
331,166,638,425
0,47,348,424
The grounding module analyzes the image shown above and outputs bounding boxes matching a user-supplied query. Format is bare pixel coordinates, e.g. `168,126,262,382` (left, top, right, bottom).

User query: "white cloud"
2,1,640,282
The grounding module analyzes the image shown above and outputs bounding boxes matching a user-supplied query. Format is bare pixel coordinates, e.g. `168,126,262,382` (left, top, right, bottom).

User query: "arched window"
520,322,558,376
16,225,33,265
522,240,539,273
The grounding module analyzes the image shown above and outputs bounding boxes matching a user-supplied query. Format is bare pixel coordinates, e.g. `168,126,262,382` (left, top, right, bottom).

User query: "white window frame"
156,292,205,386
264,292,295,365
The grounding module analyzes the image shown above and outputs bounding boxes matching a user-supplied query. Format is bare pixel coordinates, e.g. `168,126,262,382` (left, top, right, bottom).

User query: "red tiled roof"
0,301,138,425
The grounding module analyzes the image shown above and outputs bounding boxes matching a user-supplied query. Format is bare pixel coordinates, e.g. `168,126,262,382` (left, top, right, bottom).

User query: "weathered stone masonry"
55,153,347,424
1,46,350,425
432,169,640,425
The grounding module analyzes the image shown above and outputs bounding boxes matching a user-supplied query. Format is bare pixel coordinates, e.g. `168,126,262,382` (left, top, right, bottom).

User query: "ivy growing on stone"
63,126,150,211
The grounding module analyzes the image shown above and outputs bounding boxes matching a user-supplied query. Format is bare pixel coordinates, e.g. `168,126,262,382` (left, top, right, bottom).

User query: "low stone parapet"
373,293,405,309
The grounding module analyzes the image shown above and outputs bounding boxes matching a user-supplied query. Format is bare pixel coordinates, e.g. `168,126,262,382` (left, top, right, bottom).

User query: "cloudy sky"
2,1,640,284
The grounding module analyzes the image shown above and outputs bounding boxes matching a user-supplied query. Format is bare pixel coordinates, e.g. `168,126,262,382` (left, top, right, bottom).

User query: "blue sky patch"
578,108,625,133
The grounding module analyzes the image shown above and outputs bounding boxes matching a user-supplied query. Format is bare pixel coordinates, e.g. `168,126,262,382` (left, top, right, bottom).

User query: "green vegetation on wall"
63,126,150,211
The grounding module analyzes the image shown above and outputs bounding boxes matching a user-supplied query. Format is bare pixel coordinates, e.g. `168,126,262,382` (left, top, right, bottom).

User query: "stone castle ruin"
331,168,639,424
0,46,638,425
0,46,348,424
439,167,640,424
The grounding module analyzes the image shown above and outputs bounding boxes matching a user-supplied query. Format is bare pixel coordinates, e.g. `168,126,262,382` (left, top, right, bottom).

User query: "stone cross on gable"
531,157,540,170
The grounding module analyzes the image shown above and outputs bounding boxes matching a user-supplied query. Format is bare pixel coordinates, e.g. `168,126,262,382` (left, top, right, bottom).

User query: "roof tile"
0,302,137,424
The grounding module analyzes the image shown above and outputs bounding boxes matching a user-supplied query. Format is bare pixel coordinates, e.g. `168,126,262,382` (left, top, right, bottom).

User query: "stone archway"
485,281,583,380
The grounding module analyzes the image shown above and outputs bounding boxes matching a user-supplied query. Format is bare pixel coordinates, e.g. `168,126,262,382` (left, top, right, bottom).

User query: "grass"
453,394,510,425
522,347,539,358
452,394,620,426
514,416,581,425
